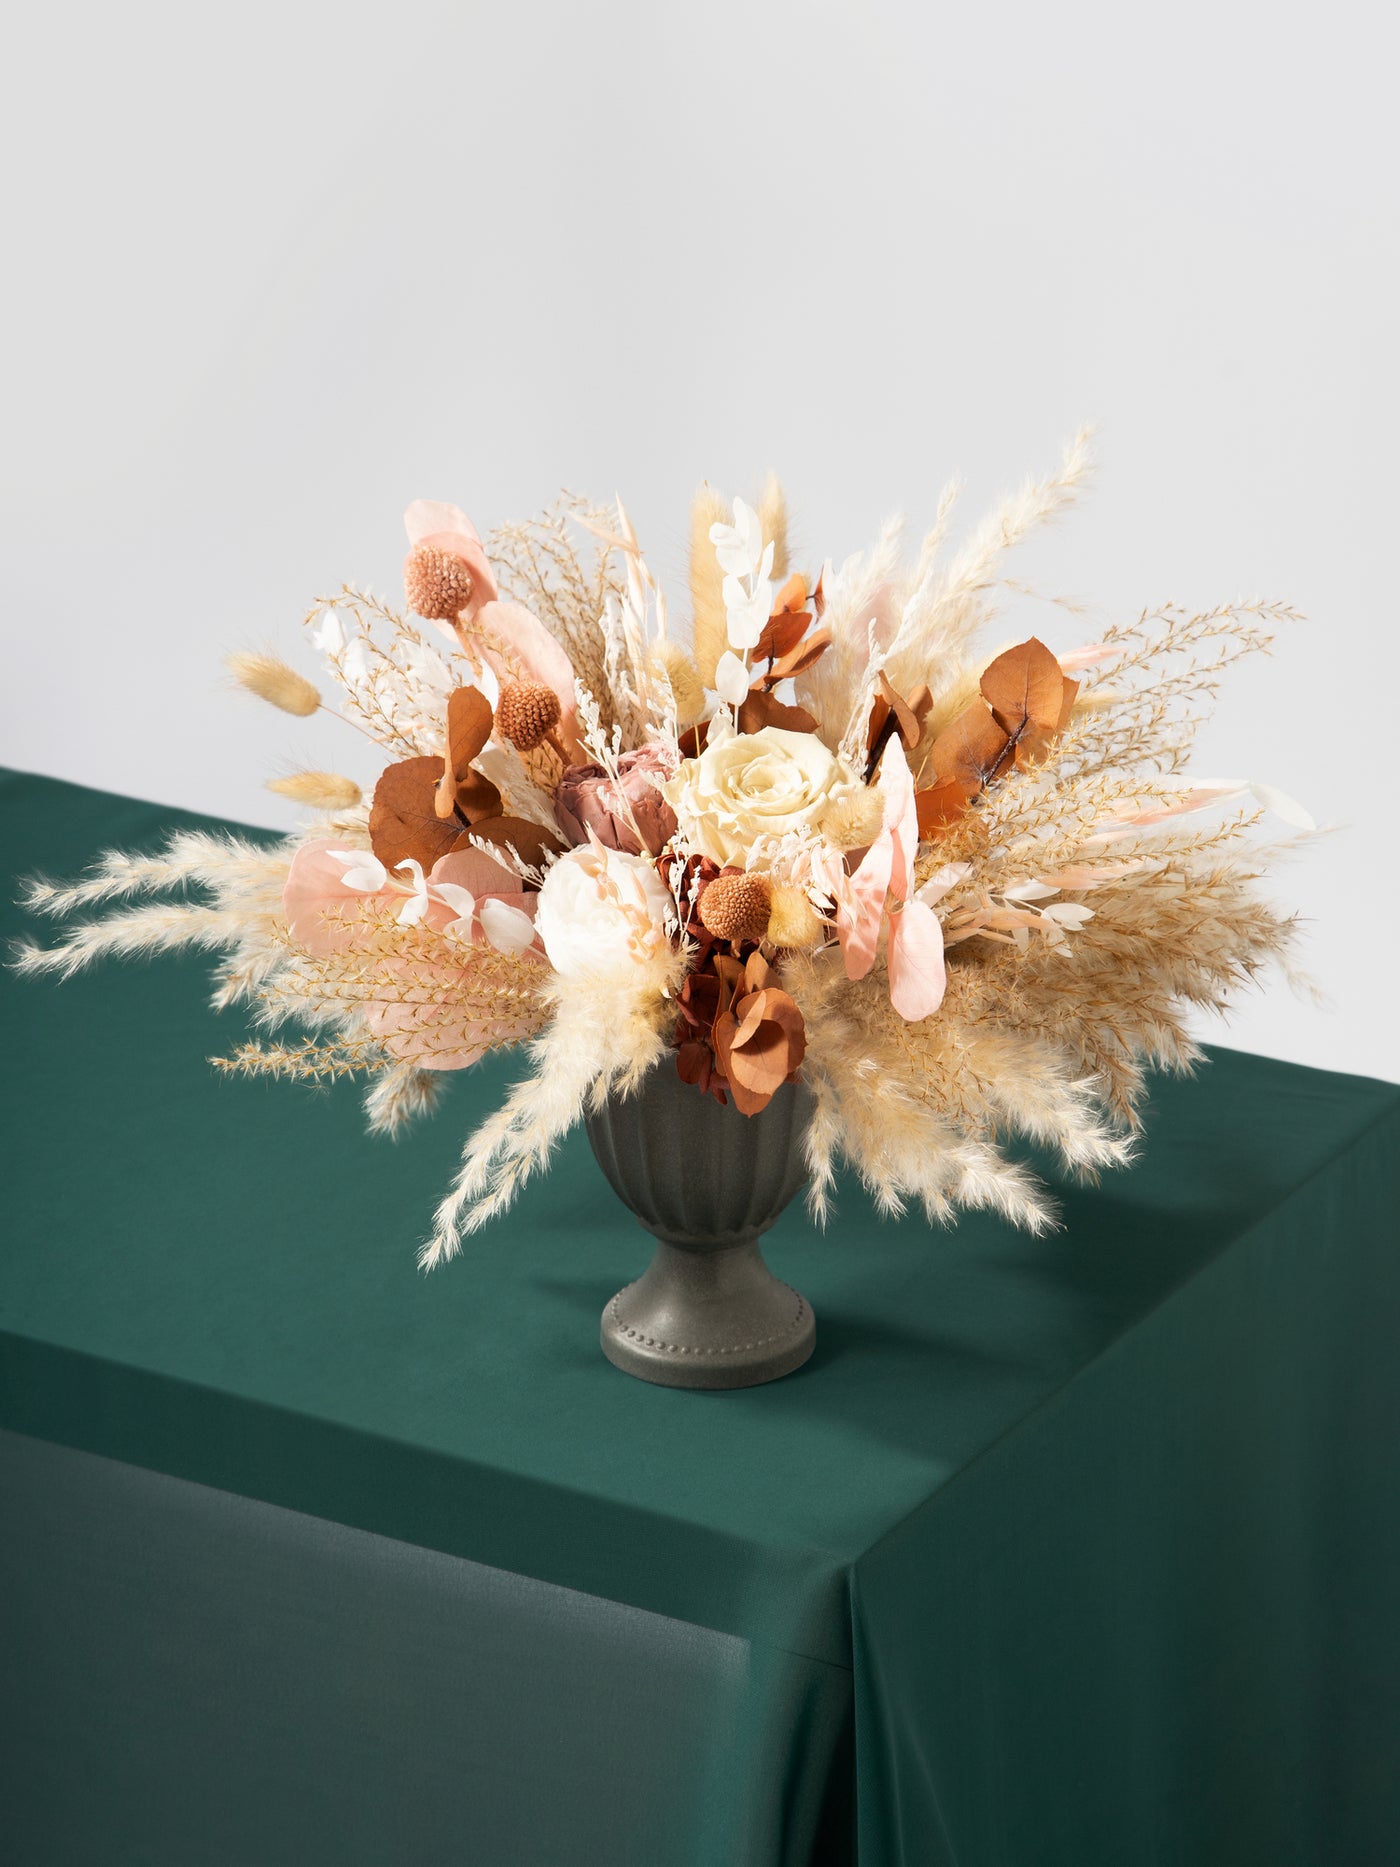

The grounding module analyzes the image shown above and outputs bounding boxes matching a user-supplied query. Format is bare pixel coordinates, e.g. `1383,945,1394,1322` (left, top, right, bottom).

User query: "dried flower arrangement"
18,438,1312,1266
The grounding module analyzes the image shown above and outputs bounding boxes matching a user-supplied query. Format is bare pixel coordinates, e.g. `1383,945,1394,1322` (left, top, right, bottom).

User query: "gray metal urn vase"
584,1065,817,1389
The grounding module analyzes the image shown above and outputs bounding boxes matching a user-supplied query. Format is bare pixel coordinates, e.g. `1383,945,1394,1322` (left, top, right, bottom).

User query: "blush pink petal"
1097,784,1248,832
362,955,539,1071
284,843,544,1069
283,841,391,955
403,501,483,549
837,831,892,980
430,847,521,899
863,580,903,653
888,898,947,1021
1057,643,1118,673
461,598,585,761
874,740,946,1019
428,852,543,955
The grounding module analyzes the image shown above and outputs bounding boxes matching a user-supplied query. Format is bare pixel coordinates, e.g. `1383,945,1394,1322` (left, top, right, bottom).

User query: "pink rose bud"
553,746,678,857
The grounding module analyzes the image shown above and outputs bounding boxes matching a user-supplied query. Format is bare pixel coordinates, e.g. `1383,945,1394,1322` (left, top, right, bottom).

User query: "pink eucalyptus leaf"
1039,859,1152,889
1100,783,1248,832
862,580,903,653
361,954,535,1072
878,739,919,897
1057,643,1118,673
879,740,947,1020
836,831,893,980
404,501,483,549
461,598,584,759
430,846,522,900
888,898,947,1021
283,841,394,955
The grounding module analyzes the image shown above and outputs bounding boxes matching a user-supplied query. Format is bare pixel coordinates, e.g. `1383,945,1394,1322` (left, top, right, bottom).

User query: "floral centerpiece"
20,438,1309,1287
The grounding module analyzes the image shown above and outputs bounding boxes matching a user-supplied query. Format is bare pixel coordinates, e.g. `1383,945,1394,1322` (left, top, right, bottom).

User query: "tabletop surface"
4,766,1397,1663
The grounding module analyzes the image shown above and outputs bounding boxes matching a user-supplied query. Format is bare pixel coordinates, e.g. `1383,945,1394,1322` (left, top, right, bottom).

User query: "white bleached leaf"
479,898,537,956
1249,782,1315,832
341,640,372,687
714,650,751,707
395,859,430,925
1004,878,1060,902
311,608,346,653
432,882,476,923
1041,902,1094,928
709,498,764,577
915,862,973,907
327,848,387,892
402,638,454,698
725,583,771,651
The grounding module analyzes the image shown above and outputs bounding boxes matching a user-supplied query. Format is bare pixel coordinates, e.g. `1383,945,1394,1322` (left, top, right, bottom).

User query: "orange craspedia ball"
404,544,477,621
495,680,562,752
698,871,773,945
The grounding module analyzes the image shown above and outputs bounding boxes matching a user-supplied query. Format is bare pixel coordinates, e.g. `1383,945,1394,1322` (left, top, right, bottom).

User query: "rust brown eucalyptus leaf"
437,685,498,820
978,636,1073,767
737,689,821,735
767,627,831,683
928,701,1017,794
462,815,567,877
371,758,470,871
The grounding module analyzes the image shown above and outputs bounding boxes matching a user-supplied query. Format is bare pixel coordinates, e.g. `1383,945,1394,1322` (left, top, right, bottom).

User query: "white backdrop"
3,1,1396,1080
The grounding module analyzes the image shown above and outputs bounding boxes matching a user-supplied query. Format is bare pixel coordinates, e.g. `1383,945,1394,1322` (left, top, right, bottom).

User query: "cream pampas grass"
423,940,689,1265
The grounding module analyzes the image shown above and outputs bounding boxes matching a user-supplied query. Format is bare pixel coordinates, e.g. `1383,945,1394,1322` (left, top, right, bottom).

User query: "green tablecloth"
2,767,1397,1865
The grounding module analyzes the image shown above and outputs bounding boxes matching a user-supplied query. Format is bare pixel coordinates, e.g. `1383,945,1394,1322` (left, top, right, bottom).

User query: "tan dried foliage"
487,494,627,725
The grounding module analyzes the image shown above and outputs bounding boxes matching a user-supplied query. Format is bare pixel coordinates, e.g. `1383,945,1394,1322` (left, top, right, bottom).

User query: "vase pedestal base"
600,1235,815,1390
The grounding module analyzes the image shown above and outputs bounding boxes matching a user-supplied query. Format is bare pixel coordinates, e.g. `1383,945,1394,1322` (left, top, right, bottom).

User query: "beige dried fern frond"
488,494,627,724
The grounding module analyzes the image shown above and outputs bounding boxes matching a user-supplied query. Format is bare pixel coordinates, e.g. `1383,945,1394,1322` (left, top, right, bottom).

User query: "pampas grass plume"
227,652,320,717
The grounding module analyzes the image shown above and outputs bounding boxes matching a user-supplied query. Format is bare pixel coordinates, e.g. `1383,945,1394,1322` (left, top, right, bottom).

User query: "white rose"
664,725,858,867
534,844,672,980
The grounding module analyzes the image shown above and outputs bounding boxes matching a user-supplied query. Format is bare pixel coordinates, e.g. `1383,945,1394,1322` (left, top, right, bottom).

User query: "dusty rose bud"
496,681,562,752
698,871,773,945
404,544,477,621
553,745,679,857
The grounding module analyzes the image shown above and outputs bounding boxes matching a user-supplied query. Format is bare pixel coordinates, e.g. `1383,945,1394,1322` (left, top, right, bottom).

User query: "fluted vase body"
584,1066,816,1388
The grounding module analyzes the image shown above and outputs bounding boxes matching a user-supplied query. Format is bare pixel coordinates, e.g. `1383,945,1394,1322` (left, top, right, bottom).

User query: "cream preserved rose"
664,725,858,867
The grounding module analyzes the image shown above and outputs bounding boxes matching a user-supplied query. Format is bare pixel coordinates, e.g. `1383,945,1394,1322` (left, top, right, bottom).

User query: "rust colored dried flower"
495,681,562,752
697,870,773,945
404,544,477,621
